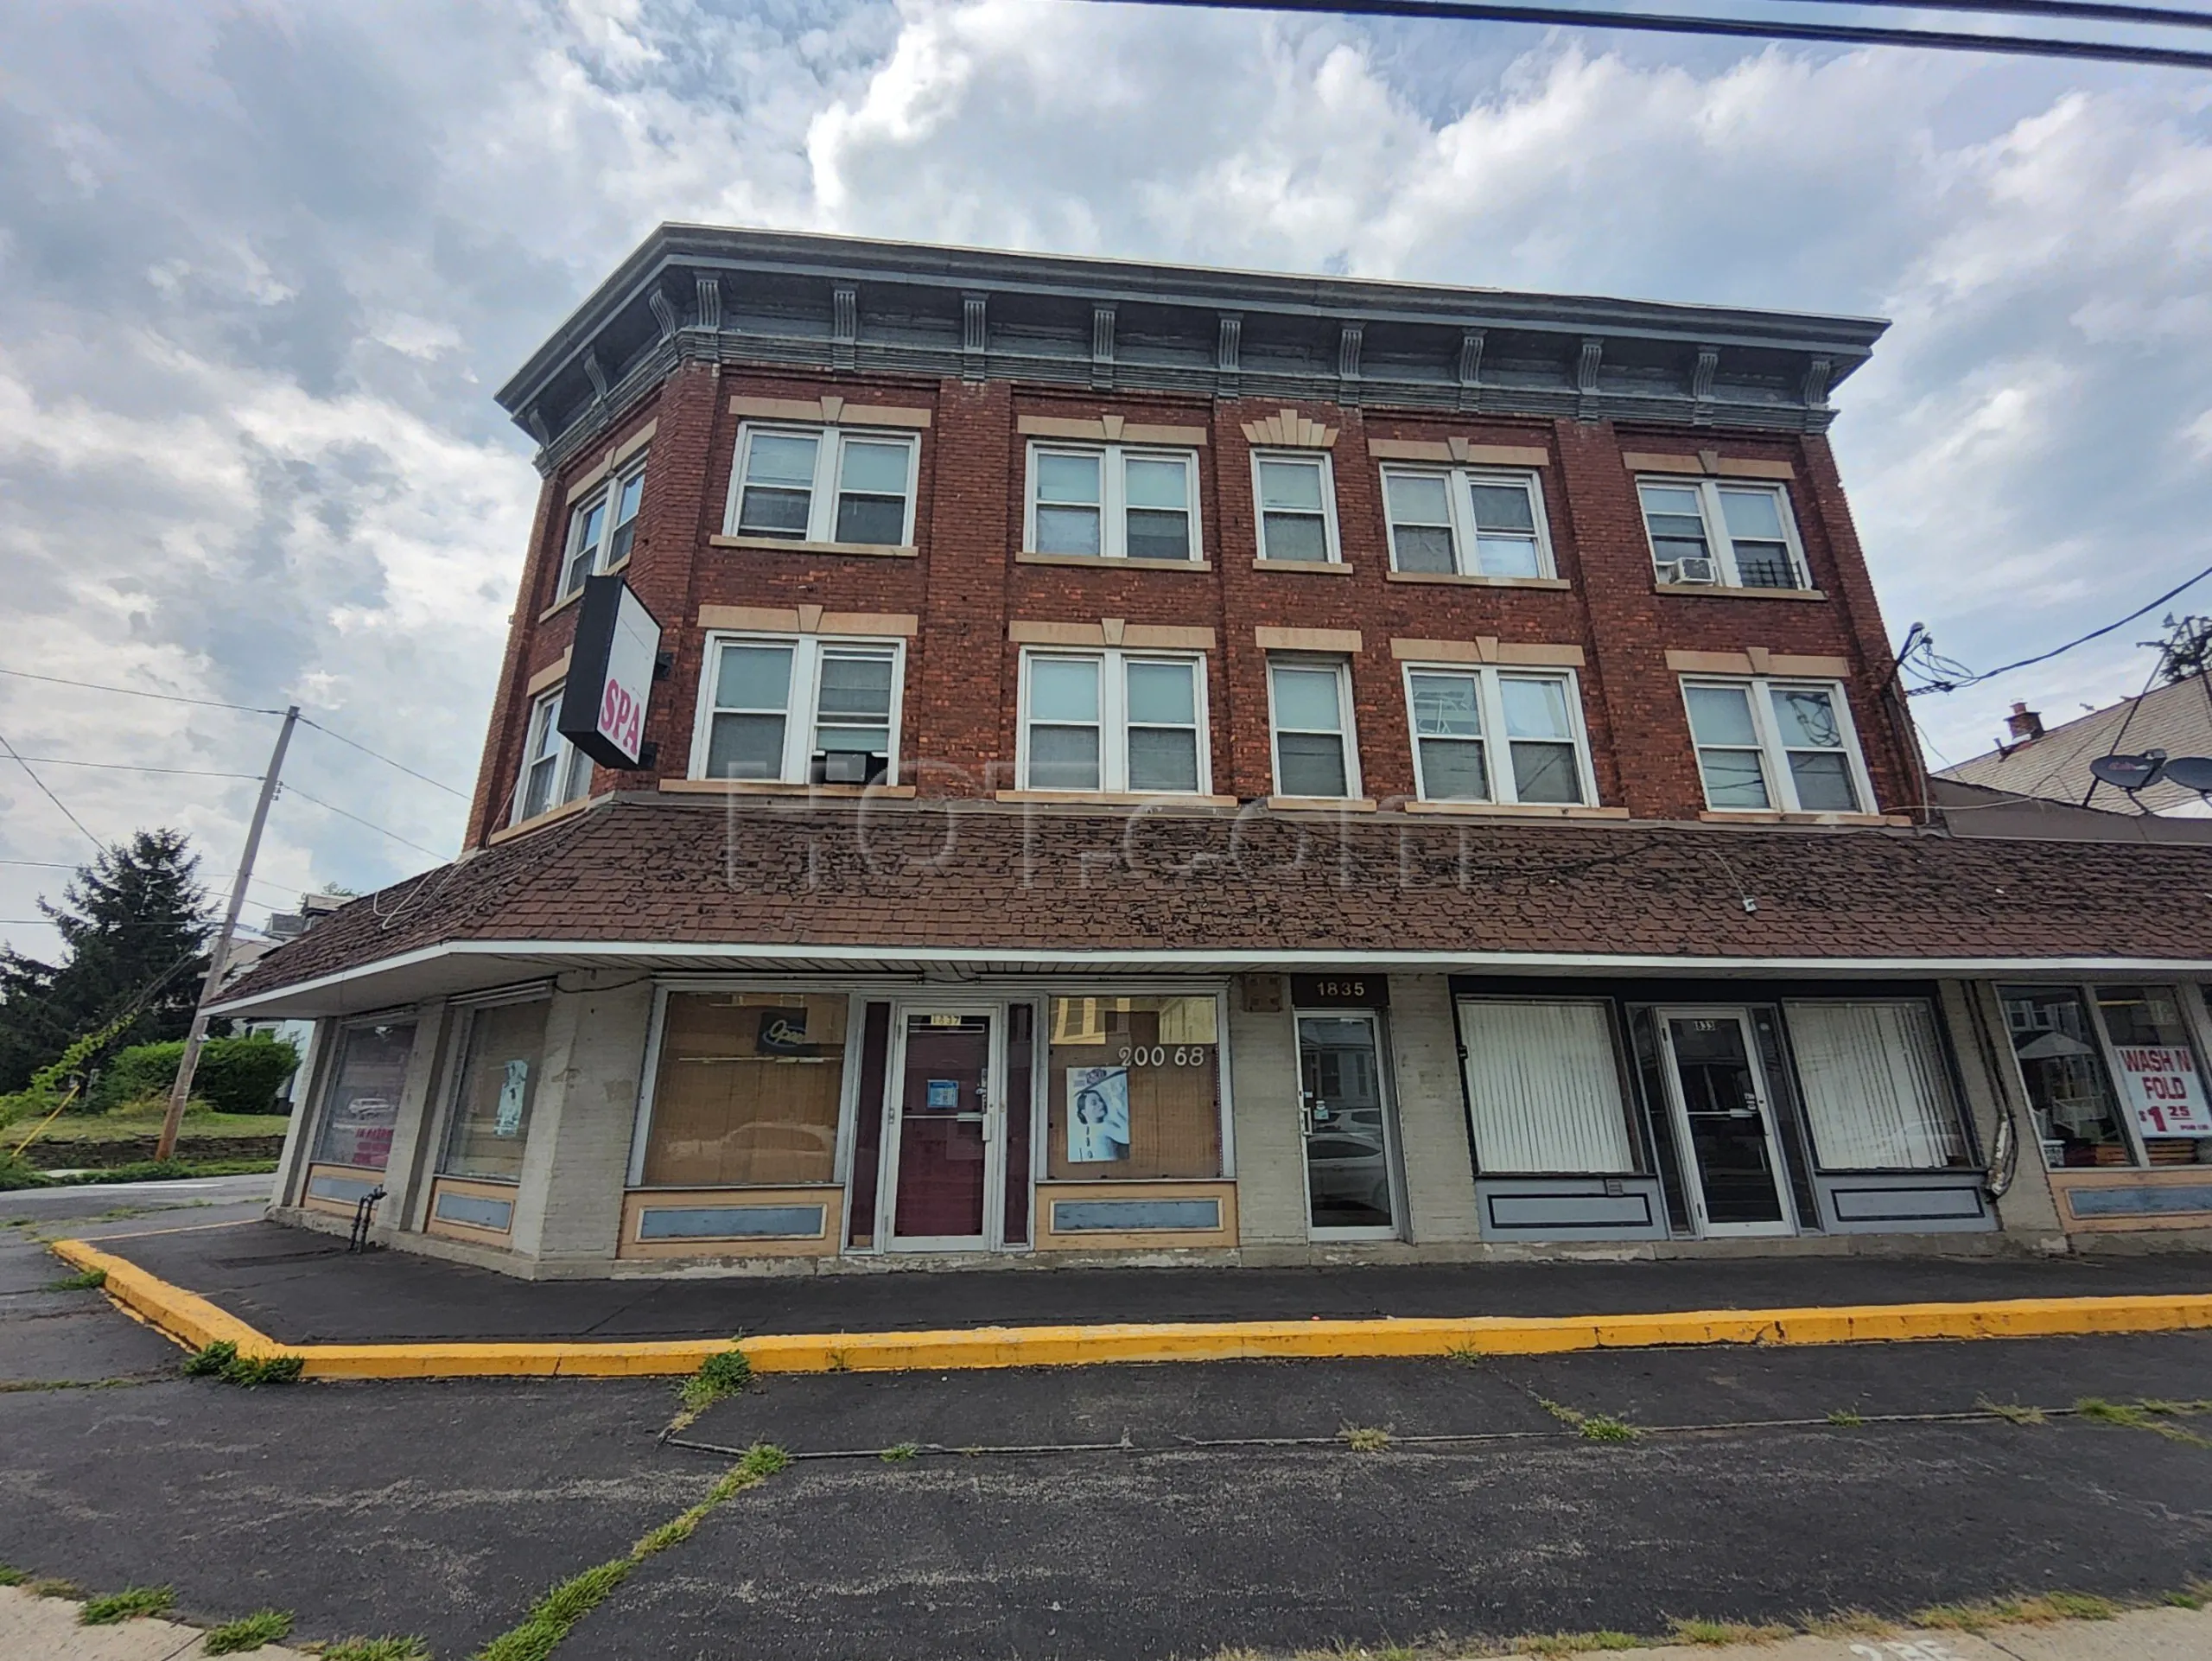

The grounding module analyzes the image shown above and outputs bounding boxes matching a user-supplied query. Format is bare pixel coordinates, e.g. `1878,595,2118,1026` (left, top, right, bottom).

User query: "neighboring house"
1939,680,2212,818
212,226,2212,1276
224,894,347,1111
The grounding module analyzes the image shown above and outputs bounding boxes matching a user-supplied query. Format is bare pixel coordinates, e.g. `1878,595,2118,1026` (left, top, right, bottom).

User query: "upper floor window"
1268,659,1359,799
518,686,590,823
1026,444,1199,562
696,633,903,786
1682,678,1869,813
1018,650,1209,794
560,458,645,599
1382,468,1553,579
1404,666,1592,805
1251,452,1339,563
1639,479,1808,589
728,424,918,548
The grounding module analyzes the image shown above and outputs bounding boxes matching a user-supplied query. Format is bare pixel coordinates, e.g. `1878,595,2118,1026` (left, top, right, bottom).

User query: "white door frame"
1295,1008,1406,1242
1655,1005,1796,1239
875,998,1010,1252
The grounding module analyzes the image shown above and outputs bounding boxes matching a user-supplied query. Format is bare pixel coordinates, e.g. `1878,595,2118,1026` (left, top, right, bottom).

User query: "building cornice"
498,225,1889,476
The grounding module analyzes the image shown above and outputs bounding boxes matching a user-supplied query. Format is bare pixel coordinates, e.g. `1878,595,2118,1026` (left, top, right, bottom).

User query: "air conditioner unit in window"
1669,556,1719,585
811,750,888,786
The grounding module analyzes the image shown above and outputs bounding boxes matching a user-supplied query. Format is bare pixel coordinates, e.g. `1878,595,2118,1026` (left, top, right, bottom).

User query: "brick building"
216,226,2212,1276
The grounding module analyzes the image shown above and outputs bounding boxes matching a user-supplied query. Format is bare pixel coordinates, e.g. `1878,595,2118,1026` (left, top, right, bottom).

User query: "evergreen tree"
0,830,212,1092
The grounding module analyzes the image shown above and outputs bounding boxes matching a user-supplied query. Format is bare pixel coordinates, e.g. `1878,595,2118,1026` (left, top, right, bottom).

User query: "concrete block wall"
1385,975,1484,1244
507,982,654,1264
1225,986,1309,1249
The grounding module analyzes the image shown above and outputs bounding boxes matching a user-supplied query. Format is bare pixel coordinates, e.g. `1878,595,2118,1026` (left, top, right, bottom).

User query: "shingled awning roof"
213,796,2212,1016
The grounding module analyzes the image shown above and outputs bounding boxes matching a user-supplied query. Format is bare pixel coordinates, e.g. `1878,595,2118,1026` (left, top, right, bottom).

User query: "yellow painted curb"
52,1236,2212,1380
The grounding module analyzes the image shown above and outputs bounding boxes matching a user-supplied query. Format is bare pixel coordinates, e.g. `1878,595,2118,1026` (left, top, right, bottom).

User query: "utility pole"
156,704,298,1161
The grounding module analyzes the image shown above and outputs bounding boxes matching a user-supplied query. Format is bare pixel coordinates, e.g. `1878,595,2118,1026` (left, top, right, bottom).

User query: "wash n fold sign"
2113,1044,2212,1138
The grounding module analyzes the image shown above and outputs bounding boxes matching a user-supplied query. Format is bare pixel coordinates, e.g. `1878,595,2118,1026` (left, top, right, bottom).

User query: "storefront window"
1045,995,1222,1181
2093,986,2212,1165
440,1000,550,1183
312,1020,415,1171
1999,986,2133,1168
1785,1001,1969,1171
642,992,849,1187
1457,1000,1637,1174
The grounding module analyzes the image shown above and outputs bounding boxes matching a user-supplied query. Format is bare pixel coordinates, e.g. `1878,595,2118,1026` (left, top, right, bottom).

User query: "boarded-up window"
1046,996,1222,1181
1786,1001,1967,1171
643,993,849,1187
1457,1000,1635,1174
440,1000,550,1182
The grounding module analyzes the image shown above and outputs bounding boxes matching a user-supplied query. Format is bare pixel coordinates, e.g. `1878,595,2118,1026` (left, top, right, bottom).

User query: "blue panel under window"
2068,1184,2212,1218
1052,1198,1221,1232
434,1189,515,1231
308,1174,379,1204
637,1205,826,1240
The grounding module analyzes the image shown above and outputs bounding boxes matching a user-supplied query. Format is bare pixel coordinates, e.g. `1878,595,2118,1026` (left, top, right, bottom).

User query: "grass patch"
1667,1616,1790,1645
2076,1397,2212,1448
1342,1424,1394,1453
320,1639,432,1661
46,1267,106,1291
48,1158,278,1185
1825,1408,1865,1429
1516,1631,1641,1654
669,1344,751,1429
1978,1397,2047,1425
204,1608,295,1653
0,1564,22,1586
880,1441,920,1463
181,1340,304,1386
1798,1610,1892,1637
1911,1592,2115,1631
1445,1343,1484,1369
26,1109,290,1144
26,1576,80,1599
79,1584,175,1624
472,1442,788,1661
1577,1414,1637,1444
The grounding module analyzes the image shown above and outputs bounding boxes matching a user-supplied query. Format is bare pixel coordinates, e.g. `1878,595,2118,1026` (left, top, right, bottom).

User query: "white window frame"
1249,449,1342,564
1014,648,1212,795
515,686,591,824
1637,476,1810,590
558,455,647,599
723,423,920,548
1022,442,1205,562
690,633,907,786
1680,676,1875,814
1378,466,1555,579
1266,657,1362,800
1400,664,1598,806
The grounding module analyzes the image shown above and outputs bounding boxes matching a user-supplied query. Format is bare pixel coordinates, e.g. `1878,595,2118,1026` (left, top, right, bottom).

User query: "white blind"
1457,1000,1634,1174
1785,1001,1964,1171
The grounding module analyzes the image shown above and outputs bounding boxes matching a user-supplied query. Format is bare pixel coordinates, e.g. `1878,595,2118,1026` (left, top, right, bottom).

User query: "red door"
889,1013,993,1243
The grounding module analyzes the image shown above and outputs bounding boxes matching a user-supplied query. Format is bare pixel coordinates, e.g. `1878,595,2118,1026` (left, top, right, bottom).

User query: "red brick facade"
464,362,1912,848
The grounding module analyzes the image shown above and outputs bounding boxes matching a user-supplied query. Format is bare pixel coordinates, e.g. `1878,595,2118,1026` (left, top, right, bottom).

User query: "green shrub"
184,1340,304,1386
0,1152,51,1191
204,1607,295,1653
90,1034,299,1117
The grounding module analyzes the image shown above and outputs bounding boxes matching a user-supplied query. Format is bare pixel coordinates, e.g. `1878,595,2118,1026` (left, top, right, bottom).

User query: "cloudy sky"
2,0,2209,956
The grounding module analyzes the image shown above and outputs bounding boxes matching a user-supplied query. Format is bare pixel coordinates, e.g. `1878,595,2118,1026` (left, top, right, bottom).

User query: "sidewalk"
0,1586,310,1660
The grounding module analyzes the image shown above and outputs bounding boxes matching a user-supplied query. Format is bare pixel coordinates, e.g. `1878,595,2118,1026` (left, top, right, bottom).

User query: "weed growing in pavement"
1534,1397,1583,1428
1516,1632,1641,1654
1666,1616,1790,1645
1341,1424,1394,1453
46,1267,105,1290
473,1442,789,1661
79,1584,175,1624
320,1637,431,1661
1825,1408,1865,1429
1445,1343,1484,1368
1911,1591,2118,1632
181,1340,303,1386
826,1348,853,1372
1977,1397,2047,1425
1576,1415,1637,1443
1797,1610,1893,1637
669,1344,752,1429
0,1565,22,1586
2075,1397,2212,1448
26,1577,80,1599
204,1608,294,1653
880,1441,920,1462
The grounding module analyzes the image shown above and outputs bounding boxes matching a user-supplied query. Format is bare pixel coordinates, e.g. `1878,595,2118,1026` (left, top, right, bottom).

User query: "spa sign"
2113,1044,2212,1138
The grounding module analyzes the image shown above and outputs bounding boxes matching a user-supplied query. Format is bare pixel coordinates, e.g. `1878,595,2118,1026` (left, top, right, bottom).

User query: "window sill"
993,790,1238,807
537,587,584,623
1697,810,1908,826
1267,795,1380,812
1386,571,1570,590
661,780,918,799
1252,558,1352,575
1655,582,1826,601
1016,551,1212,572
488,791,599,845
1402,801,1630,819
710,534,918,558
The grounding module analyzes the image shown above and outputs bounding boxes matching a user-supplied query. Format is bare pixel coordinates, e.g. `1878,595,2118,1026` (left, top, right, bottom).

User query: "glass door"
1656,1009,1794,1237
1297,1013,1402,1238
883,1011,998,1249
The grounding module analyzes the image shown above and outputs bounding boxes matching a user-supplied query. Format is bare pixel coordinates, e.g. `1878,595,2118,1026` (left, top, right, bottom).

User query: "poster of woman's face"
1067,1065,1131,1162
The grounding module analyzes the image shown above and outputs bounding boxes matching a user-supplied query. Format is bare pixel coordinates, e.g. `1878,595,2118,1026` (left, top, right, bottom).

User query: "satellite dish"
2090,752,2167,792
2160,755,2212,793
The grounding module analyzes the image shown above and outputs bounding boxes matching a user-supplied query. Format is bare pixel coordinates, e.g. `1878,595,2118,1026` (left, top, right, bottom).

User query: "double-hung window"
1251,452,1339,563
728,425,918,548
1404,667,1592,805
696,634,904,785
1268,659,1359,799
1019,651,1208,794
1638,478,1808,589
1682,678,1870,812
559,457,645,599
1381,468,1553,578
517,686,591,823
1027,444,1200,562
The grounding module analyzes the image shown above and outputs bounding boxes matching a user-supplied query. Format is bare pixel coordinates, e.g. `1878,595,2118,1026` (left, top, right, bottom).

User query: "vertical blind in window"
1784,1001,1966,1170
1457,1001,1635,1174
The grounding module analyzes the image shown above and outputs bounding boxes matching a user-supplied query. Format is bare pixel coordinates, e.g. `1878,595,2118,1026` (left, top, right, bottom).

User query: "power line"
297,716,470,799
0,729,104,854
280,786,449,862
1093,0,2212,68
0,665,285,715
1906,563,2212,696
1789,0,2212,28
0,755,264,780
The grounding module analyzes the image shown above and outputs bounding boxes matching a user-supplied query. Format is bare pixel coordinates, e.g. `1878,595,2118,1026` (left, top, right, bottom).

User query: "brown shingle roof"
220,795,2212,1002
1941,676,2212,818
